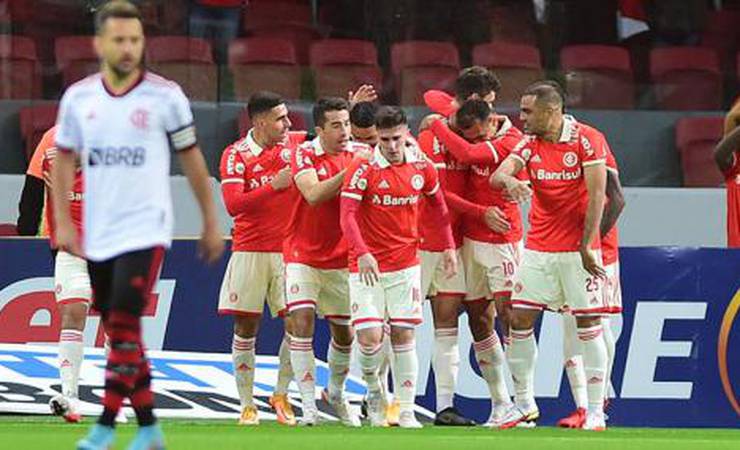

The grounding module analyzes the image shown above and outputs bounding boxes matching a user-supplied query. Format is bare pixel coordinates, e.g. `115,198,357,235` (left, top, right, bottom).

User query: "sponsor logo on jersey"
371,194,419,206
88,146,146,167
253,163,264,173
530,154,542,163
378,179,390,189
531,168,582,181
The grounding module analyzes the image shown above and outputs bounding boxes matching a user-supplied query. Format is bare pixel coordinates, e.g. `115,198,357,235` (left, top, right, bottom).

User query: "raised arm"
430,119,499,165
295,169,347,205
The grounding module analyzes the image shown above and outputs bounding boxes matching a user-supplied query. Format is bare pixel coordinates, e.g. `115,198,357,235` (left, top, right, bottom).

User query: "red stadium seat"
147,37,218,101
561,45,635,109
0,35,42,99
55,36,98,88
237,109,308,137
0,223,18,236
391,41,460,106
310,39,382,98
650,47,722,110
472,41,543,107
247,23,321,65
19,103,58,162
228,38,302,101
675,116,725,187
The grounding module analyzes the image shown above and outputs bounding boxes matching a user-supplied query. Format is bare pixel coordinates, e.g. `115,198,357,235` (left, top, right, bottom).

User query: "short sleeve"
605,145,619,174
27,127,55,178
292,144,316,179
510,137,533,166
341,160,370,201
219,147,245,185
164,85,197,151
580,130,608,167
422,162,440,196
55,90,82,153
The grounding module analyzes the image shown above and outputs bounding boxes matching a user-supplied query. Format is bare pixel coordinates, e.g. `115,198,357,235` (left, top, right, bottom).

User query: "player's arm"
178,146,224,263
221,168,291,217
339,163,379,286
600,168,625,237
295,169,347,206
714,125,740,174
18,129,54,235
581,162,607,278
50,149,80,254
724,101,740,136
491,154,530,203
429,119,499,165
423,166,458,277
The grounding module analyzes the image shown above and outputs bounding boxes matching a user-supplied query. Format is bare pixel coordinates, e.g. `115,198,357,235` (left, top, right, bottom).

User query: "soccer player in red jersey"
340,106,457,428
218,91,304,426
491,83,610,431
284,97,370,426
715,103,740,247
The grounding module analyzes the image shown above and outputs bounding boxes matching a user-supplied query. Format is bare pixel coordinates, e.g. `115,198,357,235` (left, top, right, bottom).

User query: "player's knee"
509,309,535,330
233,315,259,338
60,303,88,331
389,326,414,346
357,328,382,348
575,314,601,329
289,308,315,337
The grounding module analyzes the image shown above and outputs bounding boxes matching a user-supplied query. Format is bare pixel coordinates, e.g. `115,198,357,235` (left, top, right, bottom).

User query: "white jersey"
55,71,197,261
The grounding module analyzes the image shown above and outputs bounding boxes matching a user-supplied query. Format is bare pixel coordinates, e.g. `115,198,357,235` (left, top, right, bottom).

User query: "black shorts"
87,247,164,317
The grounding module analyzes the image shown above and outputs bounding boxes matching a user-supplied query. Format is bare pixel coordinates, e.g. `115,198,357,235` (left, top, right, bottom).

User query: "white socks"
359,343,383,393
577,325,607,414
378,325,394,402
433,328,459,412
289,336,316,409
473,332,510,408
507,328,537,411
59,329,84,399
232,335,256,408
328,339,352,397
392,341,418,414
275,334,294,395
601,317,616,400
562,314,588,409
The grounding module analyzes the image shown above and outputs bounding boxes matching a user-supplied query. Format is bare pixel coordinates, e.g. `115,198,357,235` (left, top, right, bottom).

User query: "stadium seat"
675,116,725,187
54,36,98,88
310,39,382,98
0,223,18,236
237,109,308,137
228,38,302,102
391,41,460,105
247,23,321,66
19,103,58,162
147,37,218,102
0,35,42,99
650,47,722,110
560,45,635,109
472,41,543,107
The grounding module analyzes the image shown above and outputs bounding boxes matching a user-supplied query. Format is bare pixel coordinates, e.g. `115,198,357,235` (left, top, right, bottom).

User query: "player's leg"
377,322,396,421
602,261,622,414
557,313,588,428
601,315,615,408
51,250,92,423
284,263,320,423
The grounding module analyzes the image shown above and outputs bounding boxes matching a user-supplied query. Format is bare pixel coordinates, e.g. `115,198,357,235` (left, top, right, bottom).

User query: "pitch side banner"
0,239,738,427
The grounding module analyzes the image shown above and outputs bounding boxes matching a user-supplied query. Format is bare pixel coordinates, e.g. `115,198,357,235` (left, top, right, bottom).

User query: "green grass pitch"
0,416,738,450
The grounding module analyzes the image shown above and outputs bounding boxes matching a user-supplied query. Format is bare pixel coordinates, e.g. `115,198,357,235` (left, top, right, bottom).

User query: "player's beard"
109,58,141,82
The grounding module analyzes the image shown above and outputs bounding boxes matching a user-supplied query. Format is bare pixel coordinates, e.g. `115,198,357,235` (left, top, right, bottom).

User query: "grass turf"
0,416,738,450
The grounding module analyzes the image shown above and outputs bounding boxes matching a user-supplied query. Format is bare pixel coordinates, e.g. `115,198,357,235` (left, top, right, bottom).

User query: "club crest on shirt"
280,148,292,163
563,152,578,168
130,108,149,130
411,174,424,190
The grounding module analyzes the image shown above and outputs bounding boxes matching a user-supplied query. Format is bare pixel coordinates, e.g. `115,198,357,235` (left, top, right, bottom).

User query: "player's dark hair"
94,0,142,34
350,101,377,128
523,82,564,111
456,99,492,130
454,66,501,100
313,97,349,128
247,91,285,119
375,106,407,129
530,80,567,112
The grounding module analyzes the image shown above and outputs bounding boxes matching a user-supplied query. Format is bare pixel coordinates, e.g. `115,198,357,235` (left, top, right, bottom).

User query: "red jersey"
723,152,740,247
417,130,468,250
284,138,366,269
512,115,608,252
41,127,84,248
342,147,441,272
602,149,621,264
219,130,305,252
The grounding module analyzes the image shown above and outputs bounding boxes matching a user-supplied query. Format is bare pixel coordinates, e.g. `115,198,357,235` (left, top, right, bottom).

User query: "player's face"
377,124,409,165
95,18,144,78
256,104,291,145
460,114,496,143
520,95,553,136
316,109,351,153
351,124,379,147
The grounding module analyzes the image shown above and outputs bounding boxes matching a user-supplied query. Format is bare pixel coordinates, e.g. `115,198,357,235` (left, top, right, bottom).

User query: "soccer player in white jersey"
51,2,224,449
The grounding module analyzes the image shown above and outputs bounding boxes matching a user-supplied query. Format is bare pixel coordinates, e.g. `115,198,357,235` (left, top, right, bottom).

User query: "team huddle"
44,2,625,448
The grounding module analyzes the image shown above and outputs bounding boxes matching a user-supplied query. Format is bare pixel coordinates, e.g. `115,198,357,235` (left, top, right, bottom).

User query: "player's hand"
418,114,445,133
579,246,606,279
484,206,511,233
348,84,377,107
442,248,458,279
56,221,82,257
504,179,532,203
271,167,292,190
198,224,225,264
358,253,380,287
42,168,52,189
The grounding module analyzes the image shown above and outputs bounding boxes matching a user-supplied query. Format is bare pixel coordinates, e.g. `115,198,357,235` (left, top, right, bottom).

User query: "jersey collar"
101,70,145,98
559,114,578,143
239,129,265,156
312,137,326,156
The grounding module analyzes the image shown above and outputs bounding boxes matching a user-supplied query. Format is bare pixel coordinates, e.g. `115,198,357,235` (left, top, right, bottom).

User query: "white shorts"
511,249,608,315
462,238,523,301
349,265,423,331
218,252,286,318
54,251,92,305
603,261,622,314
420,249,466,299
285,263,350,324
